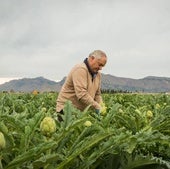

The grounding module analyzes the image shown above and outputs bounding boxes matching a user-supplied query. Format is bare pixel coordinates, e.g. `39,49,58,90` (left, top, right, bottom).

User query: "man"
56,50,107,116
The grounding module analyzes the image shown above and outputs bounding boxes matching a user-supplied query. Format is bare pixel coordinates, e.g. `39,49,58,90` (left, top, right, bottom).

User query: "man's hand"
95,102,107,116
95,109,100,115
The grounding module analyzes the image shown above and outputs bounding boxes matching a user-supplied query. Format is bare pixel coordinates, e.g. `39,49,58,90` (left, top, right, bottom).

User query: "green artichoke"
0,132,6,149
40,117,56,136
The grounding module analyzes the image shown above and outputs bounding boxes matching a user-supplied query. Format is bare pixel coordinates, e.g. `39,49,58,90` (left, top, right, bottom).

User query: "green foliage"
0,92,170,169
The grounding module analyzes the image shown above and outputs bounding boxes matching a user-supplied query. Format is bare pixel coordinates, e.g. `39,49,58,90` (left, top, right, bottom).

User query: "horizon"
1,74,170,85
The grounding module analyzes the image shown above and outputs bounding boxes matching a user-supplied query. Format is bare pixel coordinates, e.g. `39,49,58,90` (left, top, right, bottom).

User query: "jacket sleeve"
72,67,101,110
94,84,103,104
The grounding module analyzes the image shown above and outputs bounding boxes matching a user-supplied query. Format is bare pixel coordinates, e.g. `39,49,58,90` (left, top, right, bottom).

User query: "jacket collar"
84,58,97,81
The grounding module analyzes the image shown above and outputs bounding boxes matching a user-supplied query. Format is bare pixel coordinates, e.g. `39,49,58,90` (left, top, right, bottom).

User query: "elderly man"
56,50,107,118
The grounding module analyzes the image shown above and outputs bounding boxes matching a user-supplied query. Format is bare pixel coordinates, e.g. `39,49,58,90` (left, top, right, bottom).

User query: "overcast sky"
0,0,170,84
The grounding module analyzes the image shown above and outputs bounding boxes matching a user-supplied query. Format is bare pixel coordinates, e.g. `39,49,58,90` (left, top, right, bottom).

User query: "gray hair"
89,50,107,59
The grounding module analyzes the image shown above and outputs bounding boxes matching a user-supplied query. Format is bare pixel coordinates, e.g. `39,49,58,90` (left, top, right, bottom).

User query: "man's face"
90,56,107,73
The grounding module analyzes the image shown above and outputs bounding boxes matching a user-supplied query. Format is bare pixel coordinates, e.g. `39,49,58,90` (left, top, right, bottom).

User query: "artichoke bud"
40,117,56,136
100,102,107,115
0,132,6,149
146,110,153,119
84,120,92,127
41,107,47,112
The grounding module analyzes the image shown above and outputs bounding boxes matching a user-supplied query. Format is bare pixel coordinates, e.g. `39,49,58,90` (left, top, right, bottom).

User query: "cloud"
0,0,170,81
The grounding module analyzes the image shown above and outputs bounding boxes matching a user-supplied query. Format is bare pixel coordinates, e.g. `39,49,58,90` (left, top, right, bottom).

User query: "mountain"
0,74,170,93
0,77,61,92
101,75,170,93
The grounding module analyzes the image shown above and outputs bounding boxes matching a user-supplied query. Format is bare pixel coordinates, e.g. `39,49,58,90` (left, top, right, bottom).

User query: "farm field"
0,92,170,169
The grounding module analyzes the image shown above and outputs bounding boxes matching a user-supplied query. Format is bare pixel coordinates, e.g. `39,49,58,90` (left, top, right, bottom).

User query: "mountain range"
0,74,170,93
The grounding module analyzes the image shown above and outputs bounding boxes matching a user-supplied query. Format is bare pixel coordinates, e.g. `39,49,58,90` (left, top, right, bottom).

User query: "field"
0,92,170,169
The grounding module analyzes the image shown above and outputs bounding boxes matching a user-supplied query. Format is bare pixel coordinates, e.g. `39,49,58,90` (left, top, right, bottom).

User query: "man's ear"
91,55,95,60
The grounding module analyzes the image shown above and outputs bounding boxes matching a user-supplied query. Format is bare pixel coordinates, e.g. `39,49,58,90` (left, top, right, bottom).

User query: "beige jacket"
56,62,102,112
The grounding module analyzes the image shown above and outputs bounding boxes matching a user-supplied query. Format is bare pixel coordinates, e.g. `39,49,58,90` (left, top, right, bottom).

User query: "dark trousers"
57,110,64,122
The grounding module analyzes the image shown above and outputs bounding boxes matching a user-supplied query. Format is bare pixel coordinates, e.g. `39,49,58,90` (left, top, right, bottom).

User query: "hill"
0,77,61,92
0,74,170,93
101,74,170,93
